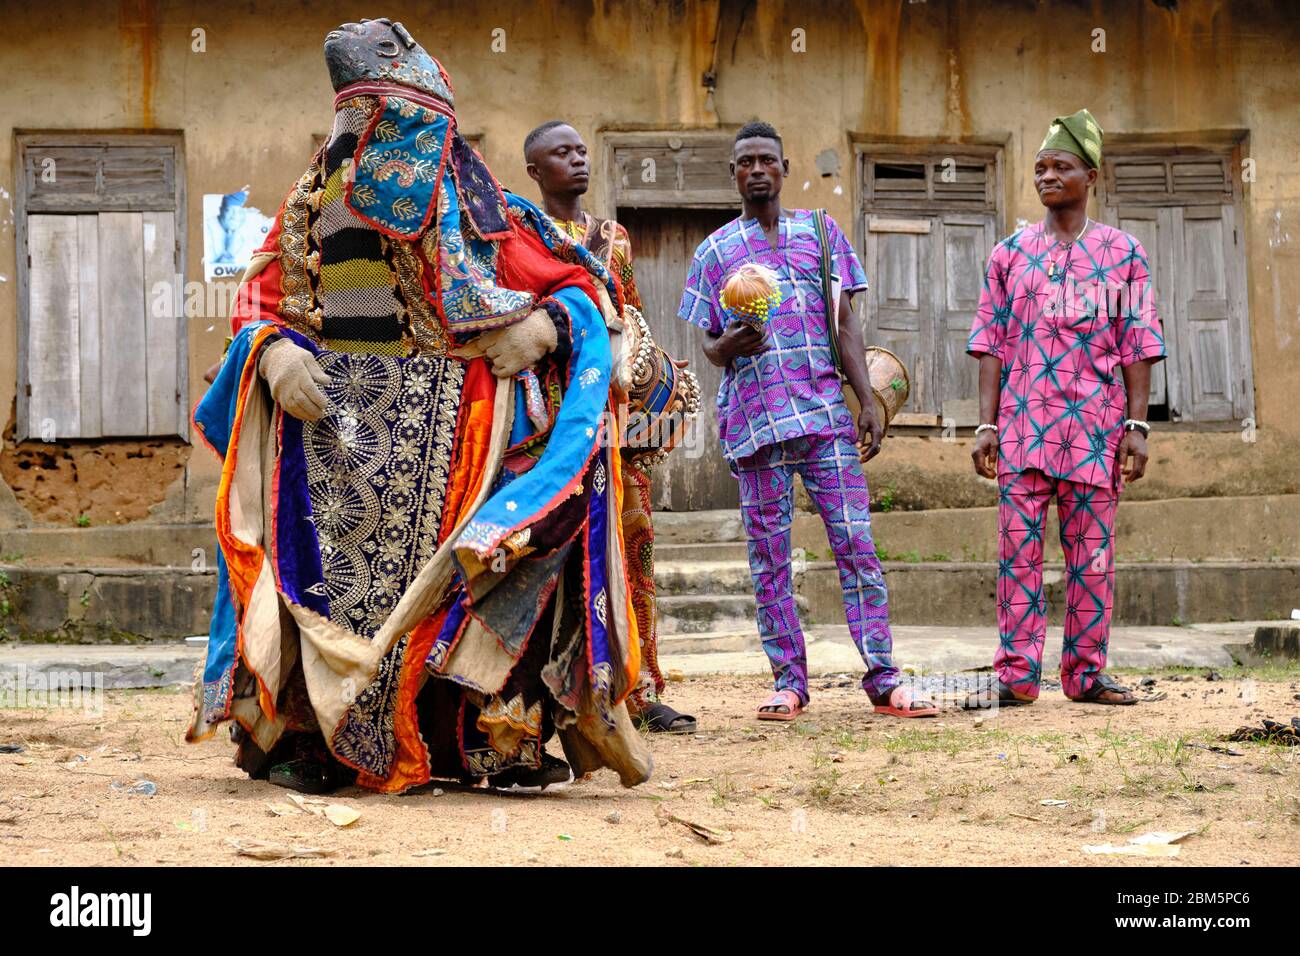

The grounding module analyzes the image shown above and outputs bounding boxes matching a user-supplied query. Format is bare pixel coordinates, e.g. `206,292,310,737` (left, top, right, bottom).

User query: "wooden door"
935,214,995,423
619,206,738,511
1176,205,1240,422
864,216,933,415
1115,206,1173,410
1113,203,1247,422
25,211,181,439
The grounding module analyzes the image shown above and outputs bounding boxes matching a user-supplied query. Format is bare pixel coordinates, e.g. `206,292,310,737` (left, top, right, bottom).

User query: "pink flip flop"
872,685,939,718
756,689,805,721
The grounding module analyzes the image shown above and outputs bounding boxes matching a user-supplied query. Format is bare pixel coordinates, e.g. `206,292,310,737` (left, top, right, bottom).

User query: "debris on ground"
411,848,446,857
1184,742,1245,756
227,838,334,860
111,779,157,796
604,811,622,824
0,744,25,754
286,794,361,827
655,805,733,845
1082,830,1197,858
1224,717,1300,746
1205,670,1224,682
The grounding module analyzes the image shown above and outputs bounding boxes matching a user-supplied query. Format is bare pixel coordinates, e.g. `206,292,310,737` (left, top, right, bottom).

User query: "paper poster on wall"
202,187,273,281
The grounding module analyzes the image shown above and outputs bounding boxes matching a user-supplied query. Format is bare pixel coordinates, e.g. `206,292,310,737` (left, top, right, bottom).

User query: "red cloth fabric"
229,217,285,336
495,217,601,307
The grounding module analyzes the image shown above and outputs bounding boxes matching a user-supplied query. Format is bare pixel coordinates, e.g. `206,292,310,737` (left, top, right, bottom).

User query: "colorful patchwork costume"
188,20,654,791
678,210,900,703
968,216,1165,699
554,213,693,712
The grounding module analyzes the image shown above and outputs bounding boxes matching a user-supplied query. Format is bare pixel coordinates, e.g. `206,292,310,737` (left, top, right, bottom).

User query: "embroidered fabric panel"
346,95,452,240
333,633,408,776
434,183,535,332
450,133,510,240
300,351,464,638
585,454,616,728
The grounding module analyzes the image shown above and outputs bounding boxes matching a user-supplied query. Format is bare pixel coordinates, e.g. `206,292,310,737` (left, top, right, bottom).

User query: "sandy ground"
1,668,1297,867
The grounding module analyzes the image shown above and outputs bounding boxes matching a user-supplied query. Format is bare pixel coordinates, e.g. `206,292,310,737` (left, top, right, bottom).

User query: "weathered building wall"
0,0,1296,526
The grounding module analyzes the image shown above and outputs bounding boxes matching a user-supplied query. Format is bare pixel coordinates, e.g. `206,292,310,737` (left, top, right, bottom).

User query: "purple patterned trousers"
996,468,1119,700
734,432,898,703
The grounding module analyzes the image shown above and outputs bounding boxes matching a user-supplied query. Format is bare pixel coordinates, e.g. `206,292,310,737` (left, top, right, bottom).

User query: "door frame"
13,130,188,442
597,129,740,217
852,141,1006,427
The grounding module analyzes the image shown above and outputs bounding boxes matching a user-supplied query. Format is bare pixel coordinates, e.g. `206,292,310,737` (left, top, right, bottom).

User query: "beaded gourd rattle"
720,263,782,330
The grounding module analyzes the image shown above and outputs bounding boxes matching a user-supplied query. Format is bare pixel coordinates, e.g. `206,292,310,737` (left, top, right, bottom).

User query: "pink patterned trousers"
996,468,1119,699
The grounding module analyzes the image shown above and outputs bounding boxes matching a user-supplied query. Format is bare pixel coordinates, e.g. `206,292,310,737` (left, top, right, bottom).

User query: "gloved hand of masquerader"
259,337,331,421
475,308,557,378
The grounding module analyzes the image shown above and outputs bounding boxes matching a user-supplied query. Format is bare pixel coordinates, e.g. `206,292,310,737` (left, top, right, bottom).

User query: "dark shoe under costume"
253,732,357,795
268,756,356,795
487,752,574,794
632,701,698,734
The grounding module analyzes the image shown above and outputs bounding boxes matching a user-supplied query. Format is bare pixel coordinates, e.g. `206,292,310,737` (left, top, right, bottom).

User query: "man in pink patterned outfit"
966,110,1166,708
679,121,937,721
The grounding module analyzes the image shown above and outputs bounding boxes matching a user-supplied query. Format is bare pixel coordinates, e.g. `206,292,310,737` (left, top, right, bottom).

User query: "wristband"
1123,419,1150,436
974,423,998,437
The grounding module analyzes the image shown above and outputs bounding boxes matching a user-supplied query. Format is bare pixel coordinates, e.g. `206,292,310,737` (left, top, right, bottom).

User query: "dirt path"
2,669,1297,866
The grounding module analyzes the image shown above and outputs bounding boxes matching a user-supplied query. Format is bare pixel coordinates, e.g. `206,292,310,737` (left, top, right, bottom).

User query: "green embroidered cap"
1038,109,1103,169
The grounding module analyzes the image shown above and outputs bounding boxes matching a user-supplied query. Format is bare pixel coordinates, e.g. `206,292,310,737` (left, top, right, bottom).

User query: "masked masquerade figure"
188,19,654,794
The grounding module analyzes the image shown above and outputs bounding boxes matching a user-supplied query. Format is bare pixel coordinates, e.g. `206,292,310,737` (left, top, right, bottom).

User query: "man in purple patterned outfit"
677,121,936,721
965,109,1166,709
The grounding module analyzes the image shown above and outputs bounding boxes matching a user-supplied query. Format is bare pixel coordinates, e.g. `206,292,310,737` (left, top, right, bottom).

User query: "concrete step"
0,641,202,693
656,593,813,635
0,523,215,568
0,557,1294,643
800,560,1300,628
648,510,745,545
656,621,1266,678
654,541,751,562
654,559,754,595
4,621,1278,695
0,565,214,642
862,493,1300,564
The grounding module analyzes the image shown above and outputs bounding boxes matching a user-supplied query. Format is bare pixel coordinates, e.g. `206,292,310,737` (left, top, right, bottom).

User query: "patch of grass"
881,726,991,758
1109,816,1157,834
876,486,897,513
807,745,844,804
75,514,91,528
710,773,737,808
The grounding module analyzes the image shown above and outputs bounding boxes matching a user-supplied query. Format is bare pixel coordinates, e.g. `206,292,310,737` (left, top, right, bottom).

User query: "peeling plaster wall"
0,0,1296,526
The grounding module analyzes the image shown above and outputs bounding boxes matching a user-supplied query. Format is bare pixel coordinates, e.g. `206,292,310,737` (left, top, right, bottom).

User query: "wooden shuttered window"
866,158,994,213
858,148,1001,424
18,139,186,440
1101,147,1251,423
1104,154,1233,205
606,133,737,209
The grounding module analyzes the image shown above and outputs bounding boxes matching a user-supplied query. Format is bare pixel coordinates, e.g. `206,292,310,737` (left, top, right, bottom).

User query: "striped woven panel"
313,101,404,352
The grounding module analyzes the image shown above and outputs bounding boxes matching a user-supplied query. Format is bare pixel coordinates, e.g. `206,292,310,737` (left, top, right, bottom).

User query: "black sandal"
1069,673,1137,705
633,701,698,734
961,678,1034,711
